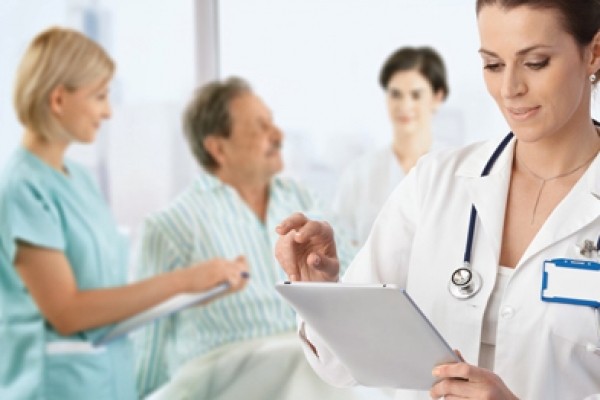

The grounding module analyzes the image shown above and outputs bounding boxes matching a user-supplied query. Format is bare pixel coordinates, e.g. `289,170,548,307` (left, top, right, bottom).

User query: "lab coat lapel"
517,154,600,267
457,137,515,266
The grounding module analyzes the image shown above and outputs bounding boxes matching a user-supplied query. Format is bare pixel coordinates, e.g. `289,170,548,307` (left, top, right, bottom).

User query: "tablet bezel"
276,281,459,390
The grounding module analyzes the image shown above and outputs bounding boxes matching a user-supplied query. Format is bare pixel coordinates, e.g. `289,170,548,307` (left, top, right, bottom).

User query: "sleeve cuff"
296,315,358,388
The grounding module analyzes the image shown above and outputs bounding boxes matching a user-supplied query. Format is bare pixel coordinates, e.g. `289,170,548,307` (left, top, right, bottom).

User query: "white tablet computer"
275,281,459,390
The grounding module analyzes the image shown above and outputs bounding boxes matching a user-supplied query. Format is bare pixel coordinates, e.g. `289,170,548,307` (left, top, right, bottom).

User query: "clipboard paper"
93,282,230,347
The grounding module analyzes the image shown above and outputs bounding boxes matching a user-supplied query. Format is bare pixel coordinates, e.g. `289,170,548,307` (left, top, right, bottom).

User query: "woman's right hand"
182,256,250,294
274,212,340,282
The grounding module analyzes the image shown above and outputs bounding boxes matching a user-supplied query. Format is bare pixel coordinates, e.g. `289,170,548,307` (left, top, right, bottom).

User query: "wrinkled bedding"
146,332,394,400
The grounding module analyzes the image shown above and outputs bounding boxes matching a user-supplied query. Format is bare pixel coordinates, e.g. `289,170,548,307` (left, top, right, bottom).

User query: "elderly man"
133,77,391,400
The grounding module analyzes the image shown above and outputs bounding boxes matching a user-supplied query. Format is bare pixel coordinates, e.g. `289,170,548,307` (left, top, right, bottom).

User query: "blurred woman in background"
331,46,449,247
0,27,248,400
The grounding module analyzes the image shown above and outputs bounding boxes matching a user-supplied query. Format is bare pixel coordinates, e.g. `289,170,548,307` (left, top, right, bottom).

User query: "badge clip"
576,240,597,258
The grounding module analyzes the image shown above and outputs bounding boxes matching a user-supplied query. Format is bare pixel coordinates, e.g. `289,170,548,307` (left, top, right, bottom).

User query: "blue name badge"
542,258,600,307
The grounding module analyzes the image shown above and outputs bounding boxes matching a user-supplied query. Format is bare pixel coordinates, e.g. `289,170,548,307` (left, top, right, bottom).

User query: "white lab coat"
300,136,600,400
331,146,406,246
331,143,446,248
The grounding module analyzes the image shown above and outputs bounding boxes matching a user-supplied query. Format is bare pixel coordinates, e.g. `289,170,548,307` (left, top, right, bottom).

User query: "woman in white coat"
275,0,600,399
331,47,448,247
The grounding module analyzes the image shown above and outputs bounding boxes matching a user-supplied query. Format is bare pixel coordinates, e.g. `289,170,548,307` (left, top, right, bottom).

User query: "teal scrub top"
0,148,137,400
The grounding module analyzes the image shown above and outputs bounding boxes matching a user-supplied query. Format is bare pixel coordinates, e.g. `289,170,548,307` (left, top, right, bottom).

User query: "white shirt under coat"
301,136,600,400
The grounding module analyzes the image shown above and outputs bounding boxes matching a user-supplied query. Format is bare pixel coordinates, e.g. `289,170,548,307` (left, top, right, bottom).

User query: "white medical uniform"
331,143,445,247
301,137,600,400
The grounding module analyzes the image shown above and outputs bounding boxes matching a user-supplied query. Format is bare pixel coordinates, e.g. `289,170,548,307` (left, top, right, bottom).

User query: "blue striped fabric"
133,172,355,397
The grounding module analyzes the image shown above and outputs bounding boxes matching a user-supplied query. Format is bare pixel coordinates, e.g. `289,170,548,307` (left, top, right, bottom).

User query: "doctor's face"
477,5,593,144
385,69,443,137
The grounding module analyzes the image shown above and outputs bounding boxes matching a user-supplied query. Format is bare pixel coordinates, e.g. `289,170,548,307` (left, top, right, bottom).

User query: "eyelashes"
526,57,550,70
484,63,502,72
483,57,550,72
388,91,423,101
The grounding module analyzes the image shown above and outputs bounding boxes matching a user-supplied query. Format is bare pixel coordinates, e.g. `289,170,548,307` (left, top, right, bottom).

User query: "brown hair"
379,46,449,100
476,0,600,80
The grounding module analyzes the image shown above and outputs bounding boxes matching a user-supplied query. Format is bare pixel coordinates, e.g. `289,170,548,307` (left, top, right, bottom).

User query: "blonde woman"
0,27,249,399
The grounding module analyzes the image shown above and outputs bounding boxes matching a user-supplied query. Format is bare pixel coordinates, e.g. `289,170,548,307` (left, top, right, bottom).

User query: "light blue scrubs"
0,148,137,399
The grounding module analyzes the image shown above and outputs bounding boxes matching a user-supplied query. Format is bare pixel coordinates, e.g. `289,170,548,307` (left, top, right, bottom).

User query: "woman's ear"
203,135,226,168
432,89,445,112
49,85,66,117
588,30,600,77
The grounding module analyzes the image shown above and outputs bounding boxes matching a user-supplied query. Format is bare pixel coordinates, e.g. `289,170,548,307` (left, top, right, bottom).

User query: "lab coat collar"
518,151,600,267
455,135,515,179
455,135,516,264
525,120,600,264
455,134,600,269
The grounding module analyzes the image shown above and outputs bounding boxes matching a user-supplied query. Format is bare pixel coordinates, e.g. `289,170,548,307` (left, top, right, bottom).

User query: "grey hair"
182,76,252,171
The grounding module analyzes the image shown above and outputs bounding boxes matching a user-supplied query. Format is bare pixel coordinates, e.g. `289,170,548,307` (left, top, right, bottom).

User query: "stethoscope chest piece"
448,131,515,300
448,266,483,300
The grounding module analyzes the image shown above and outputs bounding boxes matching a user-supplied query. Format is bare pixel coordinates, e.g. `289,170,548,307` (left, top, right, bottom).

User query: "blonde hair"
13,26,115,142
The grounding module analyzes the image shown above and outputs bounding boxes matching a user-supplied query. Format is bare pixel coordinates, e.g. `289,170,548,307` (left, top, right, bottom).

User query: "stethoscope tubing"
457,123,600,350
453,121,600,300
463,132,515,266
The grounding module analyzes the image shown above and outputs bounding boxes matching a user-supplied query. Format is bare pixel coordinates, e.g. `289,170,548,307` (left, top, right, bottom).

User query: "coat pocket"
547,303,600,397
549,304,599,351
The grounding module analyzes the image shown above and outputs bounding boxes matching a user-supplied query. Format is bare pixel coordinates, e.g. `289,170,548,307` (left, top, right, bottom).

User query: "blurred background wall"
2,0,599,235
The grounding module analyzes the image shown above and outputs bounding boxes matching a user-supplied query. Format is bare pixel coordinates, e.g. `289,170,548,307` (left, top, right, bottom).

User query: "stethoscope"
448,120,600,298
446,132,600,355
450,121,600,299
448,132,515,300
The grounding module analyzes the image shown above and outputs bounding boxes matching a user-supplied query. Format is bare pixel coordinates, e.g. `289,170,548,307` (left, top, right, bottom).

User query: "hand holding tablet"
276,281,460,390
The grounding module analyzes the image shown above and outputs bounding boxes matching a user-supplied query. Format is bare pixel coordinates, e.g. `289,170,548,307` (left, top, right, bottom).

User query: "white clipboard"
93,283,230,347
275,281,459,390
94,221,235,347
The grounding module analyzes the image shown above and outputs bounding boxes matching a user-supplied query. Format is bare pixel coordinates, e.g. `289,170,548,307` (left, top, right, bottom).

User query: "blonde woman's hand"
182,256,250,295
275,212,340,282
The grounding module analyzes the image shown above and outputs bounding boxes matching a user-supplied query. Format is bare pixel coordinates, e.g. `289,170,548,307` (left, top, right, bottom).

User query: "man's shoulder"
270,175,331,222
271,175,317,201
272,175,301,191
